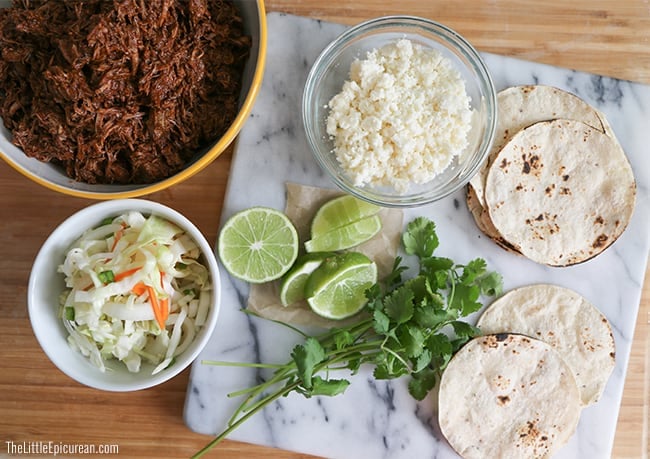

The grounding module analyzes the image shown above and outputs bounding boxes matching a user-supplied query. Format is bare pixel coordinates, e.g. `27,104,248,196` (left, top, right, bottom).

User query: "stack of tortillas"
439,284,615,458
467,85,636,266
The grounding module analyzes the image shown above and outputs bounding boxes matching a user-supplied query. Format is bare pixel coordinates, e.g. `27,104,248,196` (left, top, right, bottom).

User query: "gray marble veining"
184,13,650,459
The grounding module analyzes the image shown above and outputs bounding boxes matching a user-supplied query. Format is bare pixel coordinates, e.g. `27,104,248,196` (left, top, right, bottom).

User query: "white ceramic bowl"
0,0,266,199
302,16,497,207
28,199,221,391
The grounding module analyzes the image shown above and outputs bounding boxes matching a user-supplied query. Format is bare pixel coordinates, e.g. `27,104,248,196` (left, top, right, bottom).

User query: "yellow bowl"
0,0,267,199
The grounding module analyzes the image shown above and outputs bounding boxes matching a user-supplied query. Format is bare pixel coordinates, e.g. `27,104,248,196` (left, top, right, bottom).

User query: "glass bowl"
302,16,497,207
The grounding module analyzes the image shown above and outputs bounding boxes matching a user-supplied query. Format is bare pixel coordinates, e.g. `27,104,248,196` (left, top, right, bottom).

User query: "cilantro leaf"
383,286,414,325
310,376,350,397
403,276,427,301
365,283,383,309
413,348,433,373
397,323,426,358
384,256,408,288
426,333,453,367
403,217,439,258
449,283,481,316
346,354,362,374
291,337,325,389
373,362,391,380
333,329,356,350
432,269,449,290
413,304,455,329
420,256,454,277
373,353,408,380
461,258,487,284
450,320,481,339
372,309,390,334
408,368,437,401
478,271,503,297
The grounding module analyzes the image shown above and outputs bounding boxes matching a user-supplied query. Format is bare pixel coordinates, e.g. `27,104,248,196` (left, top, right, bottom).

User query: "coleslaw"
58,211,212,374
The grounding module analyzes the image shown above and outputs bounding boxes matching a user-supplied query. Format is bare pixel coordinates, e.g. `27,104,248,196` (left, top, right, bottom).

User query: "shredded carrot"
160,298,170,324
131,277,169,328
110,228,124,252
146,285,166,330
131,282,147,296
157,272,170,325
114,267,141,282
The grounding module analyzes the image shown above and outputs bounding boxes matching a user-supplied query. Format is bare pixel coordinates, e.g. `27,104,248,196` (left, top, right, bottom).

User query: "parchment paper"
247,182,404,329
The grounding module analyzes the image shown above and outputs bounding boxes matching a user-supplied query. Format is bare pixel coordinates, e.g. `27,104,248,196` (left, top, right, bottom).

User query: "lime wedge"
218,207,299,283
305,215,382,252
279,252,334,306
305,252,377,319
311,195,381,238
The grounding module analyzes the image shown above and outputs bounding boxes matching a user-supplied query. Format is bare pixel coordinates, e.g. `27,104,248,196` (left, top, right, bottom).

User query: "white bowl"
28,199,221,391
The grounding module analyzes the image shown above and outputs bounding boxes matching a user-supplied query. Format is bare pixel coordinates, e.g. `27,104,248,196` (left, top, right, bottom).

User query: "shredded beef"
0,0,251,184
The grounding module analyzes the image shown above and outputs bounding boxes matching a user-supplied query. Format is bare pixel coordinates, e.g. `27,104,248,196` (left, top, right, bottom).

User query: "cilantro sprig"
195,217,502,458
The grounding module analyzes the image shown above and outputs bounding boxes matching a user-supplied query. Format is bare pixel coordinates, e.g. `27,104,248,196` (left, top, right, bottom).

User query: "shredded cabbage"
58,211,212,374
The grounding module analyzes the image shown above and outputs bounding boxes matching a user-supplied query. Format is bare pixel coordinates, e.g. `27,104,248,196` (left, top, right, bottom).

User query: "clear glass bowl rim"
302,15,498,208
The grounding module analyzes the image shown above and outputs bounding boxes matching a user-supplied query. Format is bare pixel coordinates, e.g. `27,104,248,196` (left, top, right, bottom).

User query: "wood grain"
268,0,650,85
0,1,647,458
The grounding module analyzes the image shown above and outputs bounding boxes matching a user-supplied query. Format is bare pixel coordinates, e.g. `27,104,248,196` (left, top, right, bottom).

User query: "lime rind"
279,252,334,306
305,215,382,252
304,252,377,320
311,195,381,238
218,207,299,283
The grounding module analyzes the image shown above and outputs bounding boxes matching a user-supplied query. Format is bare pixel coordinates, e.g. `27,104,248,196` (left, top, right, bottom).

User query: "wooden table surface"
1,1,648,458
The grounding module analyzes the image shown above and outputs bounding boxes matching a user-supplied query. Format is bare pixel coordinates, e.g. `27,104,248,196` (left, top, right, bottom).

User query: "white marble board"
184,12,650,459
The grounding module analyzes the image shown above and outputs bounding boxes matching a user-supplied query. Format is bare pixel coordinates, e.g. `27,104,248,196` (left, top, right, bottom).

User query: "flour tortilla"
438,334,581,459
466,180,519,254
469,85,606,207
477,284,615,405
484,118,636,266
466,86,613,255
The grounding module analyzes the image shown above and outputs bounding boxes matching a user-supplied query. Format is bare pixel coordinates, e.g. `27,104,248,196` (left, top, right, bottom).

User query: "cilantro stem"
191,380,301,459
230,366,294,414
228,383,282,399
446,268,457,310
381,344,412,370
316,319,375,347
328,339,382,356
242,308,310,338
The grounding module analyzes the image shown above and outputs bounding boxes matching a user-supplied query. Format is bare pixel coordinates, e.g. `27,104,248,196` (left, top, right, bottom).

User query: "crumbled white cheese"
326,38,472,193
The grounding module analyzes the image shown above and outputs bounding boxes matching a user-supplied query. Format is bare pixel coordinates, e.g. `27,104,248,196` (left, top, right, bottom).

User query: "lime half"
218,207,299,283
305,215,382,252
305,252,377,319
279,252,334,306
311,195,381,238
